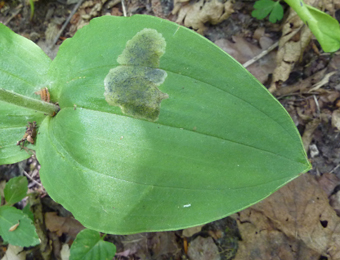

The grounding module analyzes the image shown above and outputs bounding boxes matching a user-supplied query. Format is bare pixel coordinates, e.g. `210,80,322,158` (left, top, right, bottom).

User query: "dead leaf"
45,212,85,239
302,118,321,152
174,0,234,34
317,172,340,196
269,9,312,93
236,173,340,259
215,36,276,84
235,209,321,260
187,236,220,260
330,191,340,217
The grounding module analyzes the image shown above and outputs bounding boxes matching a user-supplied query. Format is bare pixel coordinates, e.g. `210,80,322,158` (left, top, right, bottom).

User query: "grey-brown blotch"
104,28,169,122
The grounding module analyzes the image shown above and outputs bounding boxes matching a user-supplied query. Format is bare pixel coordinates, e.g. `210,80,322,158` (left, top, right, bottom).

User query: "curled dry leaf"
235,173,340,259
173,0,234,34
269,0,318,93
317,172,340,196
302,118,320,152
45,212,85,239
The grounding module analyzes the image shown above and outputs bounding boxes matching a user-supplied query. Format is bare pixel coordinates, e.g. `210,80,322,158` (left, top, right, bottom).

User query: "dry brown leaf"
317,172,340,196
45,212,85,238
174,0,234,34
302,118,321,152
275,68,327,96
269,9,312,92
215,36,276,83
236,173,340,259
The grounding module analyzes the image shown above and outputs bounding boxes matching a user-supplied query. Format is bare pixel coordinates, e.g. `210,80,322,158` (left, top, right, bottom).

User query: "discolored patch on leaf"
104,28,169,122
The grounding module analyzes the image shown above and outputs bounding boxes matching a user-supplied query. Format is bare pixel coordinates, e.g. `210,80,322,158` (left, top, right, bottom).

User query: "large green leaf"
35,15,310,234
0,23,52,164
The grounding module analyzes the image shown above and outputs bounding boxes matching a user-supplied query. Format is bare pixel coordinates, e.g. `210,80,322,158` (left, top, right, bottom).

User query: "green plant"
0,15,311,234
0,176,39,247
29,0,34,20
252,0,340,52
70,229,116,260
252,0,284,23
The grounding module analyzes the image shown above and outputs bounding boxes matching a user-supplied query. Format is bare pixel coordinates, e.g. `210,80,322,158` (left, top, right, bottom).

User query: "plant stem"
0,88,59,116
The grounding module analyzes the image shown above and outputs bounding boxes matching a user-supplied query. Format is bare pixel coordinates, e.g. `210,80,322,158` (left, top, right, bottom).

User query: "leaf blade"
4,176,28,205
38,15,311,234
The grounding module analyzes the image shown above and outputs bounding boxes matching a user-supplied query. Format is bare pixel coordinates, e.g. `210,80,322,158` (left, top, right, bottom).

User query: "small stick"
50,0,84,48
23,170,43,188
242,41,278,68
121,0,127,17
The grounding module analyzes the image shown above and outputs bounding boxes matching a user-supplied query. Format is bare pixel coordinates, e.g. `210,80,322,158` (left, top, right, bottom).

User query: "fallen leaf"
269,9,312,92
317,172,340,196
215,36,276,84
235,173,340,259
45,212,85,238
174,0,234,34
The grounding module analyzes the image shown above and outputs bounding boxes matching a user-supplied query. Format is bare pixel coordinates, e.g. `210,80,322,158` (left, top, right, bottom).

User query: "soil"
1,0,340,259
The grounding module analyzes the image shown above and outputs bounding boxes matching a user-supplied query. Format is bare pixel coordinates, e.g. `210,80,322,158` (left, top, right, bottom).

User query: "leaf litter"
2,0,340,258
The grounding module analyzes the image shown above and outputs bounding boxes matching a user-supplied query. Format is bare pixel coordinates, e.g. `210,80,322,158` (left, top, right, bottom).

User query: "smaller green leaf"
4,176,28,205
22,203,34,222
252,0,283,22
0,206,40,247
269,2,284,23
70,229,116,260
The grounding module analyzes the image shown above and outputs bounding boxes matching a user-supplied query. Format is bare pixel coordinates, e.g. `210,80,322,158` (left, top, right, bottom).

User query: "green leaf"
0,206,40,247
252,0,284,22
284,0,340,52
269,2,284,23
0,23,53,164
70,229,116,260
35,15,310,234
4,176,28,205
22,203,34,222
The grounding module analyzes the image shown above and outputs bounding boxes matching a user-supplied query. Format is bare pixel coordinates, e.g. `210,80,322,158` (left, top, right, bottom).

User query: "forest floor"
1,0,340,259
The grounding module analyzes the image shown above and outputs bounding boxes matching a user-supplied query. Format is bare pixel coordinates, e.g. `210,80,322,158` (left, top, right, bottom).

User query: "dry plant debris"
45,212,85,239
235,173,340,259
173,0,234,34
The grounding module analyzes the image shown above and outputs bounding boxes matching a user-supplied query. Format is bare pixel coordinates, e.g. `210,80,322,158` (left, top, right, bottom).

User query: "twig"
242,41,279,68
121,0,127,17
50,0,84,48
23,170,43,188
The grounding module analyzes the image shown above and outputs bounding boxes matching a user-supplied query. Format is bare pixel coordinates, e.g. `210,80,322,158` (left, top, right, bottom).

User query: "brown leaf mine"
104,28,169,122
